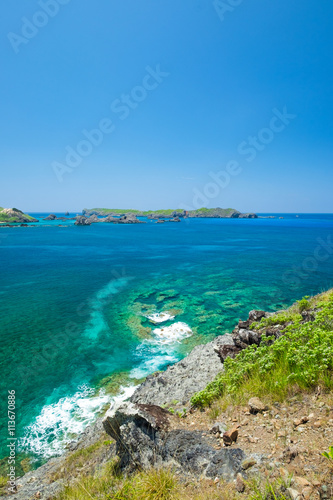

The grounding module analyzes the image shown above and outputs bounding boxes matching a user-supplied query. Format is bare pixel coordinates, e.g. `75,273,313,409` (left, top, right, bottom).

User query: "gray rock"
130,334,234,407
75,216,92,226
103,402,246,480
210,422,227,435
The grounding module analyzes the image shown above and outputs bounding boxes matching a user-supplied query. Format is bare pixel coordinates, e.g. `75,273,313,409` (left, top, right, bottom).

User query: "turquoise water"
1,214,333,462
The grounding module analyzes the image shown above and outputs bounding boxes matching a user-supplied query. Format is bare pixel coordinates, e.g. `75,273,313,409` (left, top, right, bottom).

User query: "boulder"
103,402,246,480
44,214,57,220
75,216,92,226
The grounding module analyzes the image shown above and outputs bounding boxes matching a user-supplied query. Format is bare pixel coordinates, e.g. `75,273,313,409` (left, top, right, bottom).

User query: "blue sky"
1,0,332,212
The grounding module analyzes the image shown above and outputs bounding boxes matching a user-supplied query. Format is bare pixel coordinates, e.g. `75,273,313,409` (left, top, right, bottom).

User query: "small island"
0,207,37,225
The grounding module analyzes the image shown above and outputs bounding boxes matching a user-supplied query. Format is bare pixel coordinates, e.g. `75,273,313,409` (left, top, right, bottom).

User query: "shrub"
191,292,333,407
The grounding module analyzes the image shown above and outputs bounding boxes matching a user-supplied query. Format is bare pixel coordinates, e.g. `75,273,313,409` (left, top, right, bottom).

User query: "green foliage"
55,465,178,500
322,445,333,462
191,292,333,408
297,297,311,312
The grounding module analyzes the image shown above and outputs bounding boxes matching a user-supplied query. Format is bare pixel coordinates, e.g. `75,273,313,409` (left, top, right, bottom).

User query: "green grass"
55,464,179,500
0,207,36,223
191,290,333,407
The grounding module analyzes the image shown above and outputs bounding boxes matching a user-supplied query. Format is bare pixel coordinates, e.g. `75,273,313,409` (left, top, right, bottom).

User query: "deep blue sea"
1,213,333,463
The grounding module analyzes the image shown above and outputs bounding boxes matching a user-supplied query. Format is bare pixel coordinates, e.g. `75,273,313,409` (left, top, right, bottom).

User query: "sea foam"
146,311,175,323
19,384,136,459
153,321,192,344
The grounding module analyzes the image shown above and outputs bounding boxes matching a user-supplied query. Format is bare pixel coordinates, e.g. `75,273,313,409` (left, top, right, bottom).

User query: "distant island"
82,207,258,219
0,207,37,224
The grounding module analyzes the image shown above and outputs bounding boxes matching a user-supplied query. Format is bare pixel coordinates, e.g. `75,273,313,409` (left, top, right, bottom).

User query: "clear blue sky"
1,0,332,213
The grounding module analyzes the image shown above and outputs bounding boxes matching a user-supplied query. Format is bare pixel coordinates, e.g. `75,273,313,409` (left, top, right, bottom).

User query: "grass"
191,290,333,408
55,465,179,500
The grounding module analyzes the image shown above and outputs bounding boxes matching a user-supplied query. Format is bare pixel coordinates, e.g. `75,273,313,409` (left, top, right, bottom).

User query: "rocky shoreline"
3,295,333,499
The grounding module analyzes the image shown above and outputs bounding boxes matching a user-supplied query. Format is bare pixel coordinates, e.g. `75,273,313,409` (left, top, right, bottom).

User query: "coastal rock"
214,343,241,362
248,310,266,323
103,403,246,480
117,214,145,224
44,213,57,220
103,215,119,223
130,334,234,408
103,402,171,469
87,214,100,223
75,216,92,226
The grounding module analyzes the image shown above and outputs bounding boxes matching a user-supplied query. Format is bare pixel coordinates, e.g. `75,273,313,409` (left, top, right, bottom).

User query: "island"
82,207,258,219
0,207,37,224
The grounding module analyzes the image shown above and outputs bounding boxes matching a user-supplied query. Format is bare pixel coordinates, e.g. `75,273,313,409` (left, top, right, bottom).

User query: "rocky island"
82,207,258,219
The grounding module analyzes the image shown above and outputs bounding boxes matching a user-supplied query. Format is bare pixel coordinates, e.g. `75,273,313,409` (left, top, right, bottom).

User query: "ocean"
1,213,333,464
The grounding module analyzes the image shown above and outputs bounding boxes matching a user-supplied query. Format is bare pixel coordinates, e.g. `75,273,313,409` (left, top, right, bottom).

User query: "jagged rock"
235,472,246,492
103,215,119,223
102,404,246,481
117,214,145,224
248,397,268,414
248,310,266,323
75,216,92,226
223,427,239,446
169,217,181,222
156,219,165,223
214,343,241,362
87,214,100,223
130,334,234,408
44,213,57,220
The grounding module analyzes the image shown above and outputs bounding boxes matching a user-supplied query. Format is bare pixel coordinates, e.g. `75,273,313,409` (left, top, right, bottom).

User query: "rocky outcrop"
130,333,234,408
44,213,57,220
117,214,145,224
75,216,92,226
103,401,246,479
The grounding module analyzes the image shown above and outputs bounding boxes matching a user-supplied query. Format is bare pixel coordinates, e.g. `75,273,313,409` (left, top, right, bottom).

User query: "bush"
191,292,333,408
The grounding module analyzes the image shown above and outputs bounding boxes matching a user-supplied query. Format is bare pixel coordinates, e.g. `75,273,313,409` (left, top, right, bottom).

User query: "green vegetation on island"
83,207,258,218
0,207,37,224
